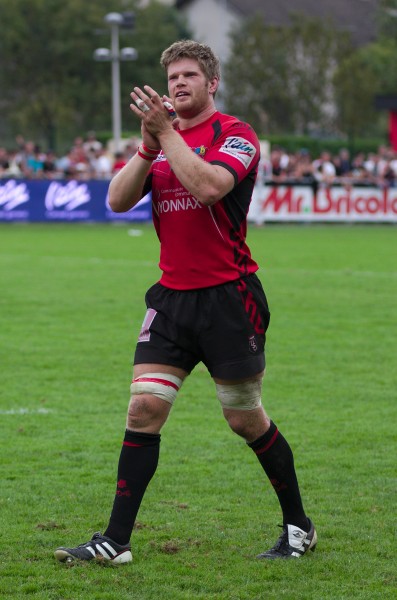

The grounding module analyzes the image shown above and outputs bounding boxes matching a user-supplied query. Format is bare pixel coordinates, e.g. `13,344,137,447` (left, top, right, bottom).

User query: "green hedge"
263,134,389,156
94,131,389,158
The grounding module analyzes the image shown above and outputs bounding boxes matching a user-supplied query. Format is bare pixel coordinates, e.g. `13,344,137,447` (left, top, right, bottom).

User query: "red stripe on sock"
254,428,279,455
123,441,143,447
132,377,180,391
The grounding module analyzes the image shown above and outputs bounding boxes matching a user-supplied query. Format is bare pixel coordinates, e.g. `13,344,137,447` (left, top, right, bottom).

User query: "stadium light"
94,12,137,152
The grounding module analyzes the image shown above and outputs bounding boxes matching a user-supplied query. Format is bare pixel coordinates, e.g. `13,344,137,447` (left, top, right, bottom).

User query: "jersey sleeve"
206,119,260,184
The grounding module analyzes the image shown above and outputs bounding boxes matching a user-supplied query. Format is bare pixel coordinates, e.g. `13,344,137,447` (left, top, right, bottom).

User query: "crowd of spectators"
0,133,140,181
1,132,397,188
260,145,397,188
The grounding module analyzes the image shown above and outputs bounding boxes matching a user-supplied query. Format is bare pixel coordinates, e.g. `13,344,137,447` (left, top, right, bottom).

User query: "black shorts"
134,273,270,380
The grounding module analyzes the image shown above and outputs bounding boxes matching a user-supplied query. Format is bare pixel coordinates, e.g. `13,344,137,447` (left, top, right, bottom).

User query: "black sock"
104,430,161,545
248,421,309,531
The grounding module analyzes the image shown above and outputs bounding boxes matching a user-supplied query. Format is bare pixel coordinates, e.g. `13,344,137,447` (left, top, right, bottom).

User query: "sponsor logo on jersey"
219,136,256,168
157,196,202,214
194,145,207,156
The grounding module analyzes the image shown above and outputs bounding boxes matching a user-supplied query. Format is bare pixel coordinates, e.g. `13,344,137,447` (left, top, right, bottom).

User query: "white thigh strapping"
215,378,263,410
130,372,182,405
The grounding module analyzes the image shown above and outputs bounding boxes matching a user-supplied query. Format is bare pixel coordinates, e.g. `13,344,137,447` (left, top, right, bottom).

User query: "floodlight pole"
94,12,137,153
109,18,122,152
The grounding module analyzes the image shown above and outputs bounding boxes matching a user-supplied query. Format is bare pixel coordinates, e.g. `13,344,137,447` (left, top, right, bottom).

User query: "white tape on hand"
136,99,150,112
163,101,176,118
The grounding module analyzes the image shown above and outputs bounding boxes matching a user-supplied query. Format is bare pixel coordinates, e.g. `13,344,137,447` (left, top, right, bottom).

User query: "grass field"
0,222,396,600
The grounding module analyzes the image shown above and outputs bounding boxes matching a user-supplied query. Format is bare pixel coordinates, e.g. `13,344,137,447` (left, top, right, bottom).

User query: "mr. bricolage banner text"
249,183,397,223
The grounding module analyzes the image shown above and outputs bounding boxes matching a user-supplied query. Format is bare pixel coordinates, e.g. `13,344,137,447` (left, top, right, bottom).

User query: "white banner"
249,184,397,223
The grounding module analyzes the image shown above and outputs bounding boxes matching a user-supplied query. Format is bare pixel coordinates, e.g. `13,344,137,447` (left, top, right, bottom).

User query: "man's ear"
209,78,219,95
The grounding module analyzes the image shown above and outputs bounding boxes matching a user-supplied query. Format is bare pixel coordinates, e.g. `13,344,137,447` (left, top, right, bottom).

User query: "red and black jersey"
143,111,260,290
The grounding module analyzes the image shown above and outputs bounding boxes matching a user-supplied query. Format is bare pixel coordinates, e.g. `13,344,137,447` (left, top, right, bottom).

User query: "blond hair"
160,40,221,82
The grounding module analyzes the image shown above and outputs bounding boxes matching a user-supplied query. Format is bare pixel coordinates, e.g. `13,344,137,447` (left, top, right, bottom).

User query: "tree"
0,0,190,150
223,16,294,134
286,15,352,134
334,40,397,140
223,13,352,136
378,0,397,39
97,1,191,138
333,2,397,140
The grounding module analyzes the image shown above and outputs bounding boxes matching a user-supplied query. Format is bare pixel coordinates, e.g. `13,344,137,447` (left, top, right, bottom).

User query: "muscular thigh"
127,364,188,432
134,284,202,373
199,275,270,379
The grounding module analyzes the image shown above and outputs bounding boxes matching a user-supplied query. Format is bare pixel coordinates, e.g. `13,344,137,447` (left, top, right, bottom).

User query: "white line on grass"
0,408,52,415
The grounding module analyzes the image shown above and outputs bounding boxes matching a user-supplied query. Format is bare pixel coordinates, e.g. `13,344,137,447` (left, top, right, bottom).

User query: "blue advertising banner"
0,179,152,222
2,177,396,223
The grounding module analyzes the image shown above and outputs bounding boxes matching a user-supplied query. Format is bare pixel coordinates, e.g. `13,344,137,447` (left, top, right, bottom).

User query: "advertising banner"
0,179,152,223
1,178,396,223
249,183,397,223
